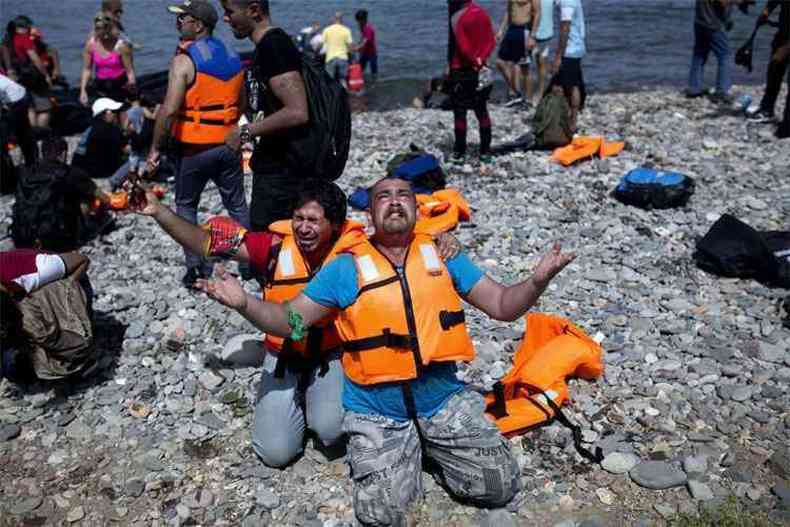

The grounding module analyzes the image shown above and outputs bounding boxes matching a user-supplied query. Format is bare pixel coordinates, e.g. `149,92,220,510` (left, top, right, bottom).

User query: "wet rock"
629,461,687,490
601,452,639,475
125,479,145,498
255,486,280,510
688,480,715,501
767,448,790,479
9,495,43,515
480,508,517,527
0,423,21,441
67,506,85,523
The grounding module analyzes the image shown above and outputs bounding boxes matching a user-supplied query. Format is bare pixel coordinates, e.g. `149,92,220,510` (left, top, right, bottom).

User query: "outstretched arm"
464,243,575,321
134,190,252,263
196,266,332,337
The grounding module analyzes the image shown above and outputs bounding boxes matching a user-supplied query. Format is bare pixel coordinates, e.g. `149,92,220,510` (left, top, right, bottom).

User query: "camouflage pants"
344,389,521,527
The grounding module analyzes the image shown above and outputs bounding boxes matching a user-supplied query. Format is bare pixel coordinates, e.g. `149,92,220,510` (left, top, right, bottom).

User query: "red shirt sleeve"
244,231,276,277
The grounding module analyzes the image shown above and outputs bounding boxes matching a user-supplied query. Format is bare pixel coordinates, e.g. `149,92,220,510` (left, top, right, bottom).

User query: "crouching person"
133,181,361,467
194,175,576,524
1,250,96,381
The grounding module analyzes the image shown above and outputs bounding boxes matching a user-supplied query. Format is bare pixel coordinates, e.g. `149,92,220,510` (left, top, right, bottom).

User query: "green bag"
533,93,573,149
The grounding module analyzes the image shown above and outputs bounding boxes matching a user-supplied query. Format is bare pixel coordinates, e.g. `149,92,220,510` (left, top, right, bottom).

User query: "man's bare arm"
196,269,332,338
59,252,89,276
553,20,570,71
463,243,575,322
150,55,191,152
247,70,309,138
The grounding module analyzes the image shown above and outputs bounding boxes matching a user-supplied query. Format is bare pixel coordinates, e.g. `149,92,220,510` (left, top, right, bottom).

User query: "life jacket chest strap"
343,328,418,352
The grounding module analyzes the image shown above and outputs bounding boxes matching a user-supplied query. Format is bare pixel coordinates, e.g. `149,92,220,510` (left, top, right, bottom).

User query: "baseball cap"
167,0,218,29
92,97,124,117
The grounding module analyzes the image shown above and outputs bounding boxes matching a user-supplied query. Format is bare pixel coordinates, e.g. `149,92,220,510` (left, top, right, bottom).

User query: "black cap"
167,0,219,29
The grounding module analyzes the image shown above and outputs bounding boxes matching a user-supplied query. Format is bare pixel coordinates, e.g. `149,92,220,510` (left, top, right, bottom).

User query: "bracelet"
285,302,306,341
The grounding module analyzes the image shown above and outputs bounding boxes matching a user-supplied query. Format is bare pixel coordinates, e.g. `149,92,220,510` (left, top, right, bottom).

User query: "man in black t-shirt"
219,0,310,232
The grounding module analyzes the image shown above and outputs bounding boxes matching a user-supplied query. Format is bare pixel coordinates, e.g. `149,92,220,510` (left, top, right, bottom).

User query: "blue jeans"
688,24,731,96
252,349,344,467
174,145,250,272
360,54,378,76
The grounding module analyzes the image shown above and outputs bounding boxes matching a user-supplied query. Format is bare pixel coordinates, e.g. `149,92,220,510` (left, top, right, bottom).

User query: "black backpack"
11,162,82,252
264,55,351,182
694,214,790,288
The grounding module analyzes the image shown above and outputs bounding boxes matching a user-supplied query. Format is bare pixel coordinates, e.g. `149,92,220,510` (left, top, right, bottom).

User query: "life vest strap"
439,309,465,331
358,275,400,296
343,328,417,352
487,381,508,418
522,382,604,463
174,115,233,126
269,276,312,287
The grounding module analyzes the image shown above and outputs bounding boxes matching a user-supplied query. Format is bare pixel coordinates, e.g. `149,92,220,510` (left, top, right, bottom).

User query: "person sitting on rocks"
192,175,576,524
0,249,95,382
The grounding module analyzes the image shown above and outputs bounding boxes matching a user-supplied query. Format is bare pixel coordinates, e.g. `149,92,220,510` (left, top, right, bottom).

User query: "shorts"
498,24,528,63
325,58,349,82
555,56,587,110
531,38,552,61
30,92,53,113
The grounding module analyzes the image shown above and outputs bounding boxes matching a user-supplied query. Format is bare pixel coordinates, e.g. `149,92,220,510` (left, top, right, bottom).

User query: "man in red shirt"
447,0,496,162
354,10,378,81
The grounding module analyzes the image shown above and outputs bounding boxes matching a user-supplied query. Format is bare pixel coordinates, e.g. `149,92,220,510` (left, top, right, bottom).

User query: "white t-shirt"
14,254,67,293
560,0,586,59
0,74,27,105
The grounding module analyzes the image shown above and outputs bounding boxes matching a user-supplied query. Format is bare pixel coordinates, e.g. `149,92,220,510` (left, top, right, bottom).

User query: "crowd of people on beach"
1,0,789,525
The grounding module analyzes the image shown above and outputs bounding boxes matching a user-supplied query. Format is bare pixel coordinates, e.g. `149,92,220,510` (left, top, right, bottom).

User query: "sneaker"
504,94,523,107
747,109,775,123
685,90,704,99
182,267,208,290
709,92,734,105
449,151,466,163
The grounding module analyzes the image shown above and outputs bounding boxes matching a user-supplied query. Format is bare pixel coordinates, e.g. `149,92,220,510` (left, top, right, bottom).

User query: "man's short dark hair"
41,137,68,162
294,181,347,227
355,9,368,24
232,0,269,16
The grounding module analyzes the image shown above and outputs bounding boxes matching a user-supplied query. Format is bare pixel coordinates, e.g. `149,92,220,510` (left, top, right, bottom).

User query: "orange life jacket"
336,235,475,385
551,136,625,166
172,36,244,145
484,313,604,436
415,188,472,235
348,63,365,92
263,219,367,359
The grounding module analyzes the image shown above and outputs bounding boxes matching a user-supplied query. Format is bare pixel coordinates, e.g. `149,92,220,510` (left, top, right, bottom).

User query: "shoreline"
1,87,789,526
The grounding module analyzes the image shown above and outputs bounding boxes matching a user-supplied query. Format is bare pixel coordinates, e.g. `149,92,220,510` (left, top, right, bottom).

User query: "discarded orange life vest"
264,219,367,359
347,63,365,93
172,37,244,145
551,136,625,166
336,235,475,385
485,313,604,438
414,188,472,235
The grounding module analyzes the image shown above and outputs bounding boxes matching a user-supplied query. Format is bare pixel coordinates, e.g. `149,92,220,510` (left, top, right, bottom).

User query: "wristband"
285,302,306,341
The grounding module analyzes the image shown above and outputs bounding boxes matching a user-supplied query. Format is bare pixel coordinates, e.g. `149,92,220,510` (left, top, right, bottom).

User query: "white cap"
92,97,124,117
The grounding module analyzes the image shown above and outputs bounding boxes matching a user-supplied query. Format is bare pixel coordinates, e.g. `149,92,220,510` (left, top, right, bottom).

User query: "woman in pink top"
79,13,135,106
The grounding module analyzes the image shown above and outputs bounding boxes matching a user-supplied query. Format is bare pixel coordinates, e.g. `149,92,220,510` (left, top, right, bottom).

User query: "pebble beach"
1,85,789,526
